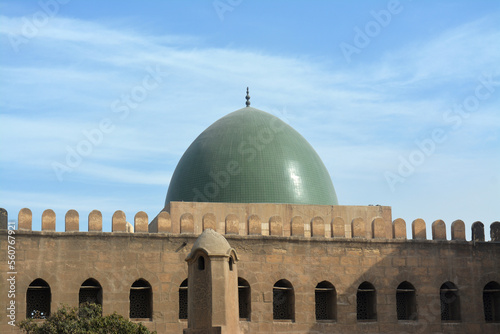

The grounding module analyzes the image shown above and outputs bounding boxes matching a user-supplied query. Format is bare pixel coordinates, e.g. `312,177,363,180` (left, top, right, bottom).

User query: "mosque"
1,90,499,333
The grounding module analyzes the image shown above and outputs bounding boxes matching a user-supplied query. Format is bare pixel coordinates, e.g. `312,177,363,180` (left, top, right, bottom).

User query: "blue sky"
1,0,499,239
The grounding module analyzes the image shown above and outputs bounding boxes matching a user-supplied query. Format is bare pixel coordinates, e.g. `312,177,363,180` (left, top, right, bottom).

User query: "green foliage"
19,303,156,334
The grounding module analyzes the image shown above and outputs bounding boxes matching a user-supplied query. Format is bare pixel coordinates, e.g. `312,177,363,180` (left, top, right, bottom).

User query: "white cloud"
0,12,498,238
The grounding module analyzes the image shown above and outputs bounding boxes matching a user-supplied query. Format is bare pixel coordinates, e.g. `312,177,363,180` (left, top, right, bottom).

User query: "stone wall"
1,205,499,333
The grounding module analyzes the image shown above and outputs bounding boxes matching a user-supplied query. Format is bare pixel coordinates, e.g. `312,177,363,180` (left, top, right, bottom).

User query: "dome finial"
245,87,250,107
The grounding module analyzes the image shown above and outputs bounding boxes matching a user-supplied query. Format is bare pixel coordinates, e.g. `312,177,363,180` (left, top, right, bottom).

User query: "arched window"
357,281,376,321
79,278,102,307
483,281,500,322
440,281,460,321
238,277,251,320
179,279,188,320
26,279,51,319
229,257,234,271
129,279,152,319
315,281,336,321
273,279,294,321
396,281,417,320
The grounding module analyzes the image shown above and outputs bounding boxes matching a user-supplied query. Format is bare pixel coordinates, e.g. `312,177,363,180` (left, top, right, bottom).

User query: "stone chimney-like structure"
184,229,240,334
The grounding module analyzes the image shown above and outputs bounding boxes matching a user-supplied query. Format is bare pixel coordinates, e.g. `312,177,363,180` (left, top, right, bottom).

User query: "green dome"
165,107,338,206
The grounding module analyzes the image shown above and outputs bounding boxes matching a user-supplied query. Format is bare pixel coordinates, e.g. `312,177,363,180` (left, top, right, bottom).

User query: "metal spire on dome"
245,87,250,107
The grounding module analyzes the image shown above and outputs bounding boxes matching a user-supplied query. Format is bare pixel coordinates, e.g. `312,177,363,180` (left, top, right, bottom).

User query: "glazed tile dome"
165,106,338,206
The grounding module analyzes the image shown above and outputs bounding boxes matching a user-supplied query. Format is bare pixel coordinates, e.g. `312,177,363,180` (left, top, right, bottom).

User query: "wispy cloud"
1,11,499,236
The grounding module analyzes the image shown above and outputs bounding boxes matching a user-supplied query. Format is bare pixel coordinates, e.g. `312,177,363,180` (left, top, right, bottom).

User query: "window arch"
273,279,294,321
440,281,460,321
483,281,500,322
396,281,417,320
238,277,251,320
26,279,51,319
179,279,188,320
129,279,152,319
315,281,336,321
79,278,102,307
357,281,376,321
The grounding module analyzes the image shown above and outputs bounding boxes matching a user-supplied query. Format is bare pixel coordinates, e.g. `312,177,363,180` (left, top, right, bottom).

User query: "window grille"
357,282,376,320
396,282,416,320
26,279,51,319
273,280,294,320
315,281,336,321
440,282,460,321
483,281,500,322
238,278,250,320
179,279,188,320
129,279,152,319
79,278,102,306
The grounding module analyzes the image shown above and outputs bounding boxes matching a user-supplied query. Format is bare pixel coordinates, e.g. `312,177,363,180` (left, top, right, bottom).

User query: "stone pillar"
184,229,239,334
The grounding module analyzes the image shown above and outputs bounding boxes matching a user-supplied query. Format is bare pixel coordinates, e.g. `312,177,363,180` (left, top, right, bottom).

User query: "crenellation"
412,218,426,240
269,215,283,236
3,208,499,242
248,214,261,235
157,211,171,233
372,217,387,239
432,219,446,240
180,213,194,234
202,213,217,231
451,219,466,241
472,221,485,242
225,214,239,234
134,211,148,233
332,217,345,238
0,208,7,230
65,209,79,232
42,209,56,231
126,221,134,232
351,217,365,238
112,210,126,232
492,221,500,242
89,210,102,231
392,218,406,239
291,216,304,236
311,216,325,237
